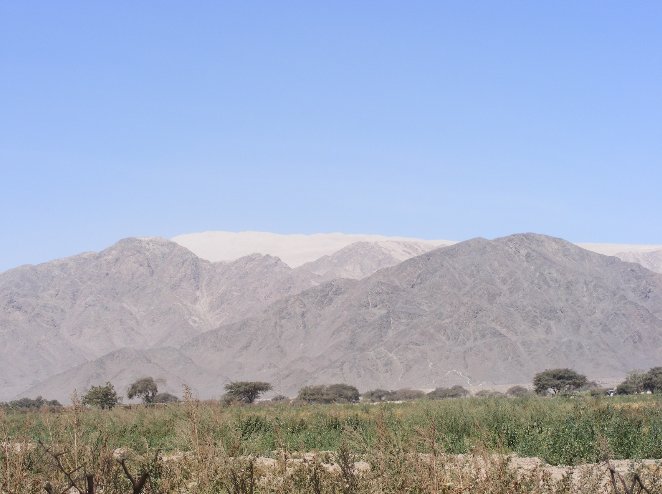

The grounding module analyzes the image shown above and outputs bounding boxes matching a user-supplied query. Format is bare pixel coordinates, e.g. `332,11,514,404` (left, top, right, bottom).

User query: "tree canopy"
153,392,179,404
427,385,470,399
642,367,662,393
297,384,360,404
223,381,272,404
82,382,120,409
533,368,587,395
127,377,159,404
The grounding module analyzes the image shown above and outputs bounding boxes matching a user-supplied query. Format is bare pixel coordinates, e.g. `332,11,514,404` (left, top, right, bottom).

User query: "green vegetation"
153,392,179,403
533,368,588,395
2,394,662,492
222,381,272,404
427,385,470,399
81,381,121,409
127,377,159,404
297,383,360,403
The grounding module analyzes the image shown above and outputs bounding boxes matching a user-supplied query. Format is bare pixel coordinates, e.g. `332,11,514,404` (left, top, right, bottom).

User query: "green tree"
82,382,120,409
7,396,62,410
127,377,158,404
642,367,662,393
223,381,272,404
616,371,646,395
533,368,587,395
297,384,360,404
427,385,470,399
153,392,179,404
506,385,530,397
362,389,391,402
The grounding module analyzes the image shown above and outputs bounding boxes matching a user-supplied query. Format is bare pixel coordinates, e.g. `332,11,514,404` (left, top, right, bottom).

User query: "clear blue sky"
1,2,661,271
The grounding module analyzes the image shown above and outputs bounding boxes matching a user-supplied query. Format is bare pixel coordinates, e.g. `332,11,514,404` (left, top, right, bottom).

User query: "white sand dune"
172,231,662,274
172,231,452,267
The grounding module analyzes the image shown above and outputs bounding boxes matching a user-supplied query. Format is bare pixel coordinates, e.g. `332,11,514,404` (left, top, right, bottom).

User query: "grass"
2,394,662,493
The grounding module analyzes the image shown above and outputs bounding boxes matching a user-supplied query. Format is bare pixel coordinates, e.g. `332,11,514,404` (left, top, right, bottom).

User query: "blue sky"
1,1,661,271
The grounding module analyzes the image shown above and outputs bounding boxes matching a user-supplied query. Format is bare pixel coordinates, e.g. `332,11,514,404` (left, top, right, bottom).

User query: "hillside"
181,234,662,396
0,238,315,399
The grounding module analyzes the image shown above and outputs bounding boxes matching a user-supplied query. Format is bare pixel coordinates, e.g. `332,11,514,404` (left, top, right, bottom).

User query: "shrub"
297,384,360,404
588,387,611,397
506,385,530,397
427,385,469,399
153,392,179,403
362,389,391,402
642,367,662,393
389,388,426,401
4,396,62,410
362,388,425,402
475,390,503,397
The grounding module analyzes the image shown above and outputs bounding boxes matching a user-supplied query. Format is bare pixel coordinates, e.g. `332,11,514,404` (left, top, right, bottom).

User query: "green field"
2,395,662,493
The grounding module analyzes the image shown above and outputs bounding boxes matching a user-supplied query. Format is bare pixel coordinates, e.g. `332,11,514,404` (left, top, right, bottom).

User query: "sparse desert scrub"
2,395,662,492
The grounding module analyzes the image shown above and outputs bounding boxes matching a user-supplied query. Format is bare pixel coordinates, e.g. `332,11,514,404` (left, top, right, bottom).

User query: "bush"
533,369,588,395
588,387,611,397
297,384,360,404
616,370,652,395
427,385,469,399
506,385,530,397
475,390,503,397
389,388,426,401
362,388,425,402
153,392,179,403
3,396,62,411
362,389,391,402
82,382,120,409
642,367,662,393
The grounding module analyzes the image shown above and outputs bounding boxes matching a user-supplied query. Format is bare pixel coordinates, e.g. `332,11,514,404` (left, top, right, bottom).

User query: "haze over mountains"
2,231,662,402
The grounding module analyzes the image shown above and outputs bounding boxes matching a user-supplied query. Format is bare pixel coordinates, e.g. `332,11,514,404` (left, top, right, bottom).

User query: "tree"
362,389,391,402
642,367,662,393
506,385,530,397
153,392,179,404
5,396,62,410
127,377,159,404
82,382,120,409
388,389,425,401
427,385,470,399
326,383,360,403
533,368,587,395
223,381,272,404
616,371,646,395
297,384,360,404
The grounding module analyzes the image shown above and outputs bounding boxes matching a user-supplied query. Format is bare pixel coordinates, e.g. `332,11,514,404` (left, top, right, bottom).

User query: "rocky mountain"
20,347,210,401
7,233,662,402
0,238,316,400
180,234,662,396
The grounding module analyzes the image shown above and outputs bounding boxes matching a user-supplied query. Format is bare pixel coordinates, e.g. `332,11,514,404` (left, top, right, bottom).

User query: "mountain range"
2,232,662,402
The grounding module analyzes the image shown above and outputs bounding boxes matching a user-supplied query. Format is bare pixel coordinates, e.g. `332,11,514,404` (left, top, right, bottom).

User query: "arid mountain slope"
295,240,444,281
182,234,662,396
8,233,662,402
0,238,315,399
